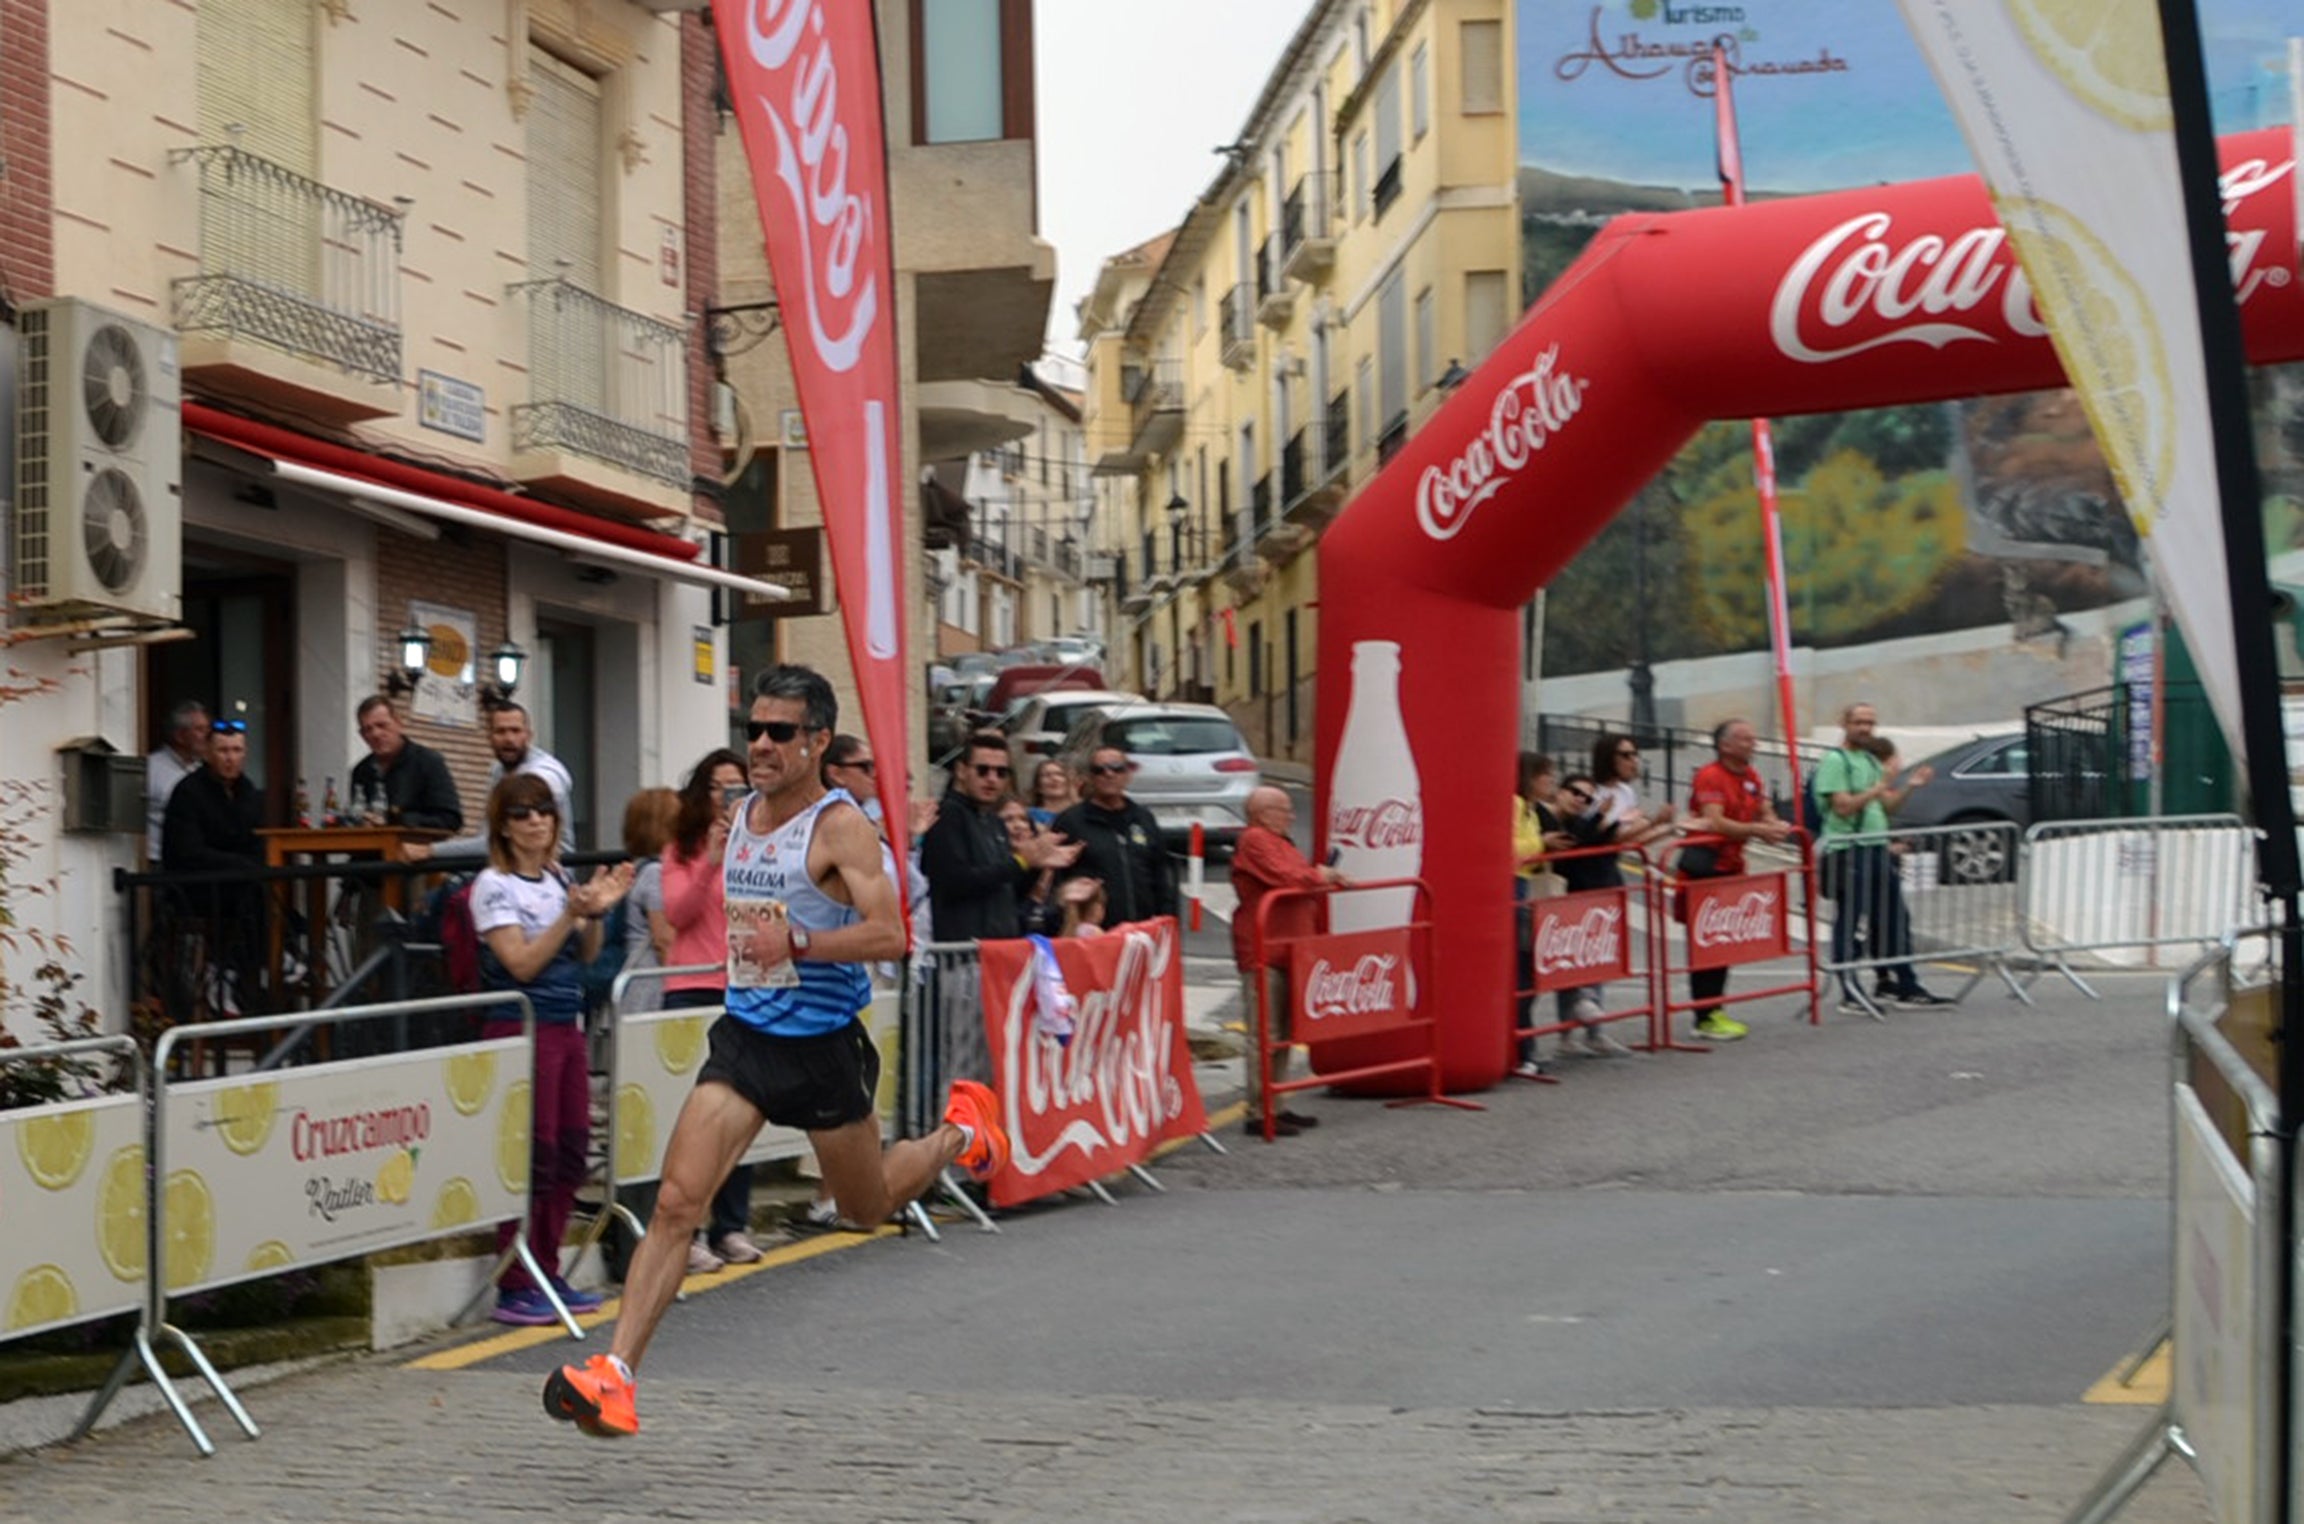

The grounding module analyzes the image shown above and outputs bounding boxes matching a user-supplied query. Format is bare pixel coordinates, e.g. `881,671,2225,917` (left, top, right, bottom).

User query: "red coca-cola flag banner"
1288,928,1415,1047
1529,889,1634,993
977,919,1207,1209
1681,874,1791,972
715,3,911,875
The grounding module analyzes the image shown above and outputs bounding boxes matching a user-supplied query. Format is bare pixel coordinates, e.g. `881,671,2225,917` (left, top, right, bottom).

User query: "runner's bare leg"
609,1082,763,1371
811,1117,965,1227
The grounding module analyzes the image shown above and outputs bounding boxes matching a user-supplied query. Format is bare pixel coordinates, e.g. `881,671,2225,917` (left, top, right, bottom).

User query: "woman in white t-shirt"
1588,732,1678,849
469,772,632,1327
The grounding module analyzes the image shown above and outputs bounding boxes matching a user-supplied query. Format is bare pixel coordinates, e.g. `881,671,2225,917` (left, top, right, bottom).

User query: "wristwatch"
789,926,812,959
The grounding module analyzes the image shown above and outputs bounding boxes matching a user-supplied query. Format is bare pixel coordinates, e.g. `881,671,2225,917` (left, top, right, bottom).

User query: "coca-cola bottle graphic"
1326,640,1423,933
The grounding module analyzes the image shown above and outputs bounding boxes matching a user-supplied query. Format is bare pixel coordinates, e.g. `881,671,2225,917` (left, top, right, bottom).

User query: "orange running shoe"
943,1078,1011,1181
542,1353,638,1438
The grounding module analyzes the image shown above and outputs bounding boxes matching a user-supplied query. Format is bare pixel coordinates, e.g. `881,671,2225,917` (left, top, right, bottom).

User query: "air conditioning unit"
14,298,183,624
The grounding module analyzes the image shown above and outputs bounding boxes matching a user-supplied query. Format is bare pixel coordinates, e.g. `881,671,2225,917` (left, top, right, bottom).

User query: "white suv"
1055,702,1261,850
1002,689,1143,783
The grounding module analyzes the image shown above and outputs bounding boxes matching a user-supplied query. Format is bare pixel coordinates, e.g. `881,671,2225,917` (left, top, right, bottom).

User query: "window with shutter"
196,0,317,294
527,49,606,417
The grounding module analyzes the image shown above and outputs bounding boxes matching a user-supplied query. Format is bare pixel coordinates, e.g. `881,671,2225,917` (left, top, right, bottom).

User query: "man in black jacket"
162,722,270,1012
1053,745,1178,927
920,731,1078,941
350,694,464,830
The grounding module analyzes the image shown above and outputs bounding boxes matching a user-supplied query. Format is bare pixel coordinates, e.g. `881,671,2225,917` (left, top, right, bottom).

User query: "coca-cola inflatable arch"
1316,128,2304,1092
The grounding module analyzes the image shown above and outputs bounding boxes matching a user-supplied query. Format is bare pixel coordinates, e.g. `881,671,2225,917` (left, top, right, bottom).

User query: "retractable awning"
182,403,788,602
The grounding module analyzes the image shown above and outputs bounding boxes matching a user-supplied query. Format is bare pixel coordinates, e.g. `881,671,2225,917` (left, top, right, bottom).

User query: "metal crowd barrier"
578,963,912,1251
1651,832,1822,1045
1814,820,2030,1019
2068,935,2281,1524
53,994,554,1458
902,941,999,1232
2021,815,2256,998
1511,841,1667,1071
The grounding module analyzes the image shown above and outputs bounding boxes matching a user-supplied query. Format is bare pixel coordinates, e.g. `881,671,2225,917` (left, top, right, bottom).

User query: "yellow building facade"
1083,0,1519,765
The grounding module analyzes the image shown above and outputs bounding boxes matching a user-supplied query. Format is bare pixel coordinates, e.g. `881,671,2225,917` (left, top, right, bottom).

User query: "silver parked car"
1055,702,1261,850
1002,688,1144,781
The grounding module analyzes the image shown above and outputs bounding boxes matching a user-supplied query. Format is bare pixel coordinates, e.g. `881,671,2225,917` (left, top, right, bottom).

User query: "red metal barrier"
1248,876,1485,1140
1650,832,1821,1049
1511,840,1664,1075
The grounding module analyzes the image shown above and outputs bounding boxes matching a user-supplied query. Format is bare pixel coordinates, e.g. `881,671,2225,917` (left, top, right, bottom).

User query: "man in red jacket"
1230,786,1347,1138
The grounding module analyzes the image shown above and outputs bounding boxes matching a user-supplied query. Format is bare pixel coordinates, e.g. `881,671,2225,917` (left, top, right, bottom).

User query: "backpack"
422,875,484,994
1799,769,1826,836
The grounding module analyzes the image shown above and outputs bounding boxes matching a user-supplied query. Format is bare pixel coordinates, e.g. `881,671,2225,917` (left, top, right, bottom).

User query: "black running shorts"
698,1015,879,1132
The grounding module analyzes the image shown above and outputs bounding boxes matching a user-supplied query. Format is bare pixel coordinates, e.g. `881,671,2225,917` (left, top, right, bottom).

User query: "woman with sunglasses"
820,734,880,825
470,773,634,1324
654,747,766,1274
1588,733,1678,849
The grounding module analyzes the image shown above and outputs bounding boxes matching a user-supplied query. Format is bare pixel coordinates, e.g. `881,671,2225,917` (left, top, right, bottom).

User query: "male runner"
544,664,1008,1438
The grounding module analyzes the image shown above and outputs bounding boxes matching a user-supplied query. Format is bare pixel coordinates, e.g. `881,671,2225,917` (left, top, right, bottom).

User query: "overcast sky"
1034,2,1309,358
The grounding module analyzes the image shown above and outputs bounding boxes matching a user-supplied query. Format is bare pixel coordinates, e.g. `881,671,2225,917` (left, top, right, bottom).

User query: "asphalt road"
0,966,2212,1523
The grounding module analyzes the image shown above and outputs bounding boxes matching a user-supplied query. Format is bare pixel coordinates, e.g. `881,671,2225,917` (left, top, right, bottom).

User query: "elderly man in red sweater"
1230,785,1347,1138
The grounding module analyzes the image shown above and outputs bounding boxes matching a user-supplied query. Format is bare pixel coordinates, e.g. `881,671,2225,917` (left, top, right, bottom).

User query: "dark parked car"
1887,730,2029,883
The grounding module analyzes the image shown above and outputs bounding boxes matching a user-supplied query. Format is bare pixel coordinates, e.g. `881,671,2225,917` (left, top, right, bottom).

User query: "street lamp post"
1628,492,1656,736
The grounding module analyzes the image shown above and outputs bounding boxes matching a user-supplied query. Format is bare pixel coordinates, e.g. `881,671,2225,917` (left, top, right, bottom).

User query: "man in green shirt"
1814,703,1948,1011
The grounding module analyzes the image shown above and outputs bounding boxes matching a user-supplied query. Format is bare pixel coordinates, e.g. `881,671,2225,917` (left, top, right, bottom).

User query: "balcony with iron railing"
171,143,405,422
1281,431,1307,506
1323,389,1351,478
1126,355,1185,461
507,277,690,512
1281,171,1337,282
1256,235,1297,328
1220,284,1255,371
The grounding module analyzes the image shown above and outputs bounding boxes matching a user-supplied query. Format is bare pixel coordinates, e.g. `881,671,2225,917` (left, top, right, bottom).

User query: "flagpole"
2157,5,2302,1515
1711,45,1804,797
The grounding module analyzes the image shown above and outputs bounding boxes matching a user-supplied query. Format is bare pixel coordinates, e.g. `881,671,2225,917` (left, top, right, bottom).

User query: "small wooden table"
259,824,451,1007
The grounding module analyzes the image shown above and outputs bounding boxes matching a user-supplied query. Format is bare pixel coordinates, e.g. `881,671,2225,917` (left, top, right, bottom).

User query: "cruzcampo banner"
1893,2,2248,771
161,1039,530,1298
716,2,913,880
978,920,1207,1208
0,1094,147,1341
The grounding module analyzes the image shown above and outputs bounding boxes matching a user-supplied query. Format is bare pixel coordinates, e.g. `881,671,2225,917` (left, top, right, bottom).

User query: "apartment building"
715,0,1055,757
1081,0,1518,763
0,0,764,1024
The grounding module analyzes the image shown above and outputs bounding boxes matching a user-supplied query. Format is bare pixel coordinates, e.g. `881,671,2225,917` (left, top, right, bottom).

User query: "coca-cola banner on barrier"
977,920,1208,1209
715,3,912,872
1288,928,1414,1046
1681,874,1792,972
1529,889,1633,992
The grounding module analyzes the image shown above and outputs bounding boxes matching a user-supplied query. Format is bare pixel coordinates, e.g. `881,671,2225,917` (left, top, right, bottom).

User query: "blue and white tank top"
722,788,870,1037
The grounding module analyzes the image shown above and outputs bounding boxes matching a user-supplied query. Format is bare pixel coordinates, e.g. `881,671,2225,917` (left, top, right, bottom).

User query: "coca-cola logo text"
1416,345,1588,541
1329,798,1423,851
1771,160,2291,365
1535,904,1623,976
1301,954,1402,1023
1691,888,1779,949
1001,927,1187,1174
739,0,881,373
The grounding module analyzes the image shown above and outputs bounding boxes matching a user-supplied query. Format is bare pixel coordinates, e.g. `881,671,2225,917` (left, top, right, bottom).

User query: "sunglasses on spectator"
838,758,876,775
212,719,249,734
1564,787,1593,802
504,804,556,821
1615,747,1638,758
970,762,1011,778
745,719,805,743
1090,761,1134,775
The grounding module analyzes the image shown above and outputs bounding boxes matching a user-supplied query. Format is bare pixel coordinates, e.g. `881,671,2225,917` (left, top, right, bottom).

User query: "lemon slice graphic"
2008,0,2172,132
1992,195,2177,536
7,1264,77,1332
163,1169,216,1292
432,1175,481,1230
98,1145,148,1282
213,1081,278,1157
444,1050,497,1116
496,1080,532,1195
18,1110,95,1191
376,1148,416,1206
654,1014,708,1076
245,1240,295,1273
615,1084,656,1176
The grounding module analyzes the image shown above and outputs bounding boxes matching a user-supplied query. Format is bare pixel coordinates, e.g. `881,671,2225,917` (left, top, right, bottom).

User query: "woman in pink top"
658,747,761,1274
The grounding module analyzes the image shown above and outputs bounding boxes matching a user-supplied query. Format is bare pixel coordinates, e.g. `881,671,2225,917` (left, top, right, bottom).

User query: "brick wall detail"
374,530,509,821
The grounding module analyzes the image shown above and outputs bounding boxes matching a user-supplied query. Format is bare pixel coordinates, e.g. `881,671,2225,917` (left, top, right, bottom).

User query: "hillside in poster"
1517,0,2303,677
